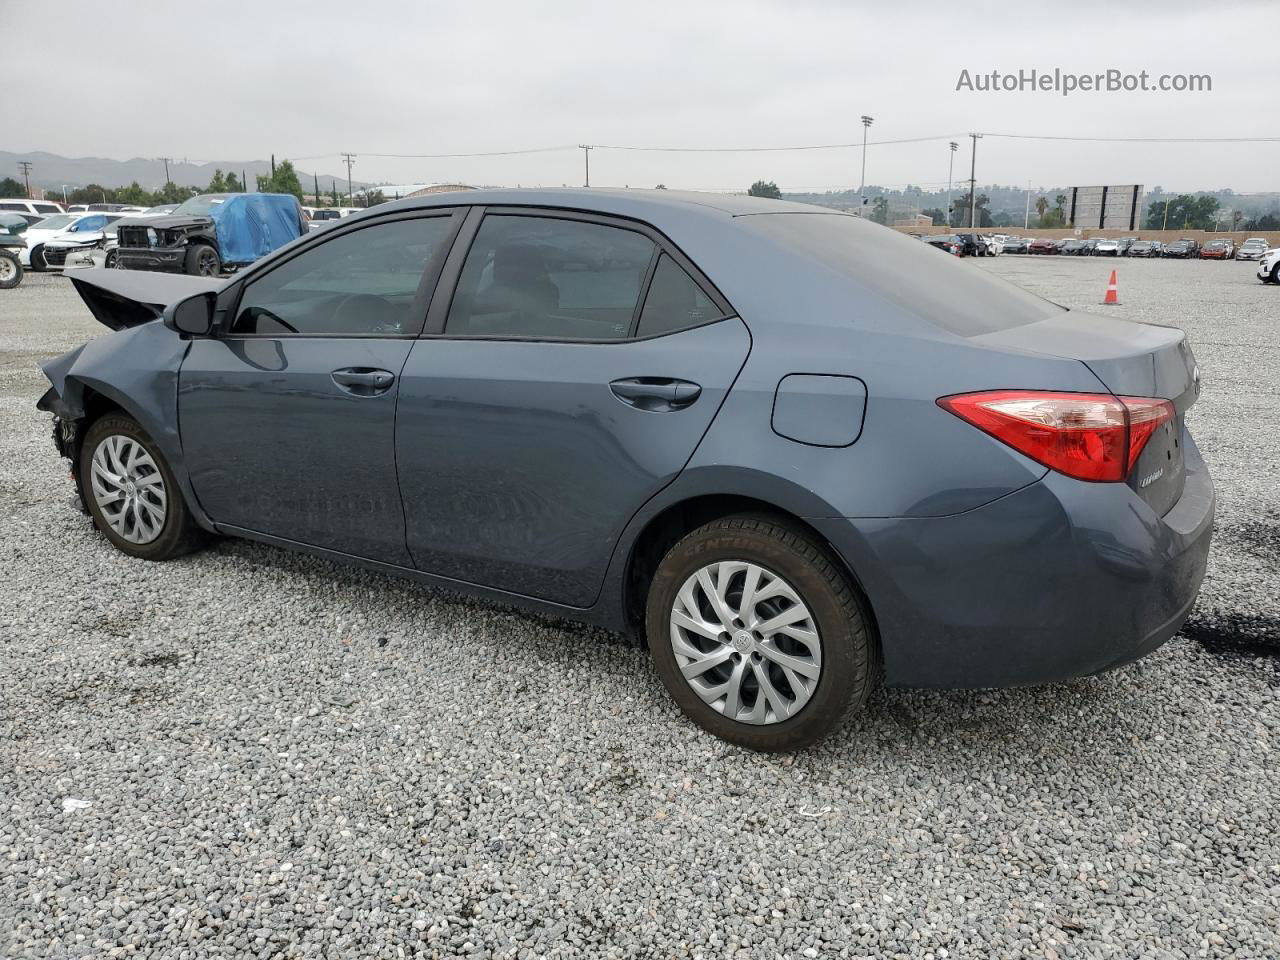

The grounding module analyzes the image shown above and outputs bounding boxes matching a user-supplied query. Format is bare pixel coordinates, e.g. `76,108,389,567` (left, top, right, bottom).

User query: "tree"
224,171,242,192
1035,196,1049,221
67,184,113,205
1145,194,1220,231
115,182,156,206
0,176,25,197
154,181,198,204
363,189,387,207
954,191,992,227
1039,209,1065,228
748,180,782,199
1244,213,1280,231
256,158,304,201
870,196,889,225
921,208,947,225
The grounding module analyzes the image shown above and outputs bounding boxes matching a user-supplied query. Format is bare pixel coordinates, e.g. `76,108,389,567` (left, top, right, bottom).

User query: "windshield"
173,195,230,216
33,214,76,231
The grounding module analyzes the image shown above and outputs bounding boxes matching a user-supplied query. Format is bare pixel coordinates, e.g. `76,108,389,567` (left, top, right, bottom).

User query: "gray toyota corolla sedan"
37,189,1214,750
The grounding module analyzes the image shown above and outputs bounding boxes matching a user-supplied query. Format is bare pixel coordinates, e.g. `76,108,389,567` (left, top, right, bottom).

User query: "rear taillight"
938,390,1174,483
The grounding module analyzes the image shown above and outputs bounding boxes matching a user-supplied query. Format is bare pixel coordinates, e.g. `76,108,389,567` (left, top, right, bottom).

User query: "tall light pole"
1024,181,1031,230
946,141,958,227
341,153,356,205
579,144,593,188
858,116,873,217
968,133,982,228
17,161,33,199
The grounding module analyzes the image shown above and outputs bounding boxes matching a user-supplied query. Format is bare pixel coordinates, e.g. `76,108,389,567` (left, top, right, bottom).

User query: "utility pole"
946,141,957,227
159,157,172,185
1024,181,1031,229
17,161,33,198
1162,196,1172,230
579,144,593,188
270,154,276,177
314,171,320,204
858,116,874,216
968,133,982,228
341,153,356,205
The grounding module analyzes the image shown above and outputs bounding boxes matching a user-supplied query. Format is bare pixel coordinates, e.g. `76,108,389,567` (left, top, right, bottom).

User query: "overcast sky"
9,0,1277,194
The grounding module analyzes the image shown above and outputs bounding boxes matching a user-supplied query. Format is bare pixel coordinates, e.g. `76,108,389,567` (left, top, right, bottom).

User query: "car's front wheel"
79,414,204,560
184,244,221,277
645,515,874,751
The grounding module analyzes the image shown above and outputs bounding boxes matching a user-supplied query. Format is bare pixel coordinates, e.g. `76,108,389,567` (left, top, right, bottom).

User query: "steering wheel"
332,293,400,333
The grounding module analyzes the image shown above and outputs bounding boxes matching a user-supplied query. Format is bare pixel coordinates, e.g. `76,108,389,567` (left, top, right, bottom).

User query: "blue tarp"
209,194,304,266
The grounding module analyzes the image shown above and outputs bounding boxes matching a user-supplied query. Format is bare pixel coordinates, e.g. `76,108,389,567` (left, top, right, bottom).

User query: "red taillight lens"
937,390,1174,483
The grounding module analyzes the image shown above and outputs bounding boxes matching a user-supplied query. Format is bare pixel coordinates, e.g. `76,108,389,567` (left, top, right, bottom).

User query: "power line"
593,135,957,153
983,133,1280,143
291,145,576,161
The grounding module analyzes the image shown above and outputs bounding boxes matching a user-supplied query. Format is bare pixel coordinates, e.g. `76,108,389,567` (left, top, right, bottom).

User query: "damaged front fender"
36,271,221,531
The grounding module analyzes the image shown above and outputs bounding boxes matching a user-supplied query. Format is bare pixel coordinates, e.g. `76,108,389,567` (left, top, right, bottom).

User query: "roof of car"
370,187,840,221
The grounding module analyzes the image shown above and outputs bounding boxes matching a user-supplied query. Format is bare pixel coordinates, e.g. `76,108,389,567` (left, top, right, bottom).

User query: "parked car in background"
925,235,963,256
59,204,188,270
1236,238,1270,261
1002,237,1030,254
1028,238,1058,255
1163,239,1200,259
35,188,1214,750
1114,238,1137,255
1060,239,1088,256
115,193,306,276
952,233,985,257
0,213,27,289
18,212,125,270
1127,240,1162,257
0,198,65,218
1259,246,1280,284
978,235,1002,255
1200,239,1234,260
1093,239,1121,256
37,214,130,270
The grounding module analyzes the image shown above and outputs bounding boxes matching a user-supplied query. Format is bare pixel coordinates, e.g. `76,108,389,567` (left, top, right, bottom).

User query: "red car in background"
1028,238,1058,255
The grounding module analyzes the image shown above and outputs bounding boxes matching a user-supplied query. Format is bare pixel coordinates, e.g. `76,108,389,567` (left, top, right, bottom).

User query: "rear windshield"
743,213,1062,337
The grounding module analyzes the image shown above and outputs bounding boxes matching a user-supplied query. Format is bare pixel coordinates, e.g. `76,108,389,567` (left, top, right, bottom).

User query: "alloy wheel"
0,256,15,283
669,560,822,725
89,434,167,544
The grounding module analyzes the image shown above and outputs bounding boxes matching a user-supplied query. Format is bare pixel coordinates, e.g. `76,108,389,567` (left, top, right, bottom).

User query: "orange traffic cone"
1103,270,1120,305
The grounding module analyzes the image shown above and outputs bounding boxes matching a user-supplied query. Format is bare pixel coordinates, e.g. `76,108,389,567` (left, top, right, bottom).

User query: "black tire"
184,244,220,277
105,249,118,269
1270,263,1280,285
30,245,46,272
78,414,204,561
645,515,874,751
0,250,22,289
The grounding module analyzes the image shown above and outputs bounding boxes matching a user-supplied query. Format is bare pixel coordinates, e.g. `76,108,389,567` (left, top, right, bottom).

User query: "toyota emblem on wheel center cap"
732,630,755,653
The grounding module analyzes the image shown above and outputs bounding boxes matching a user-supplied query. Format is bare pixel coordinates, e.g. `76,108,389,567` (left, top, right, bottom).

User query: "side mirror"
164,291,216,336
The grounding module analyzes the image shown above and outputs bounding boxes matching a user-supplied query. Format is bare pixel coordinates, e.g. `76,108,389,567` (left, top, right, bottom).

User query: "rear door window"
445,215,655,340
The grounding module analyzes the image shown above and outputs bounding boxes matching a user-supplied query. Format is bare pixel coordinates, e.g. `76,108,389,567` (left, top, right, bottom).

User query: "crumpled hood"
121,215,213,231
67,267,225,331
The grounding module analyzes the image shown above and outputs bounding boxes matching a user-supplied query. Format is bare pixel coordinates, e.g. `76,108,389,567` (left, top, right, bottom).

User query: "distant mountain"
1,150,368,194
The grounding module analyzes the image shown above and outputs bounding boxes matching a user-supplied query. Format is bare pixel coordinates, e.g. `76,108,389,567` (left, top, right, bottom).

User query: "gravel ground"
1,260,1277,959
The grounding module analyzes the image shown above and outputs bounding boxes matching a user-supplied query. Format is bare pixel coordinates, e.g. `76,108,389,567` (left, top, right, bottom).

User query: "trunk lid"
972,310,1200,514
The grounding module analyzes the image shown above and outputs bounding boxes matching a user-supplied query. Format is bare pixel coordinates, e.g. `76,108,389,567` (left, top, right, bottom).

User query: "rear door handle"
332,367,396,395
610,377,702,411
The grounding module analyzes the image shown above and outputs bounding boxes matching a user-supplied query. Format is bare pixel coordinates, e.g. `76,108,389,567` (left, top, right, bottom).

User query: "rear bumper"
811,430,1215,689
116,246,185,273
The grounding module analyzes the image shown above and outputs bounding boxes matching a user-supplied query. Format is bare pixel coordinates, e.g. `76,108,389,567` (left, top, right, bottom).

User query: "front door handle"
610,377,702,411
332,367,396,396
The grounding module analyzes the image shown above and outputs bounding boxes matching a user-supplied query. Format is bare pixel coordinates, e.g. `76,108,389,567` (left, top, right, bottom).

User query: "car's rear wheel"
79,414,204,561
105,249,118,269
645,515,874,751
0,250,22,289
184,244,220,277
1270,263,1280,285
30,245,46,272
